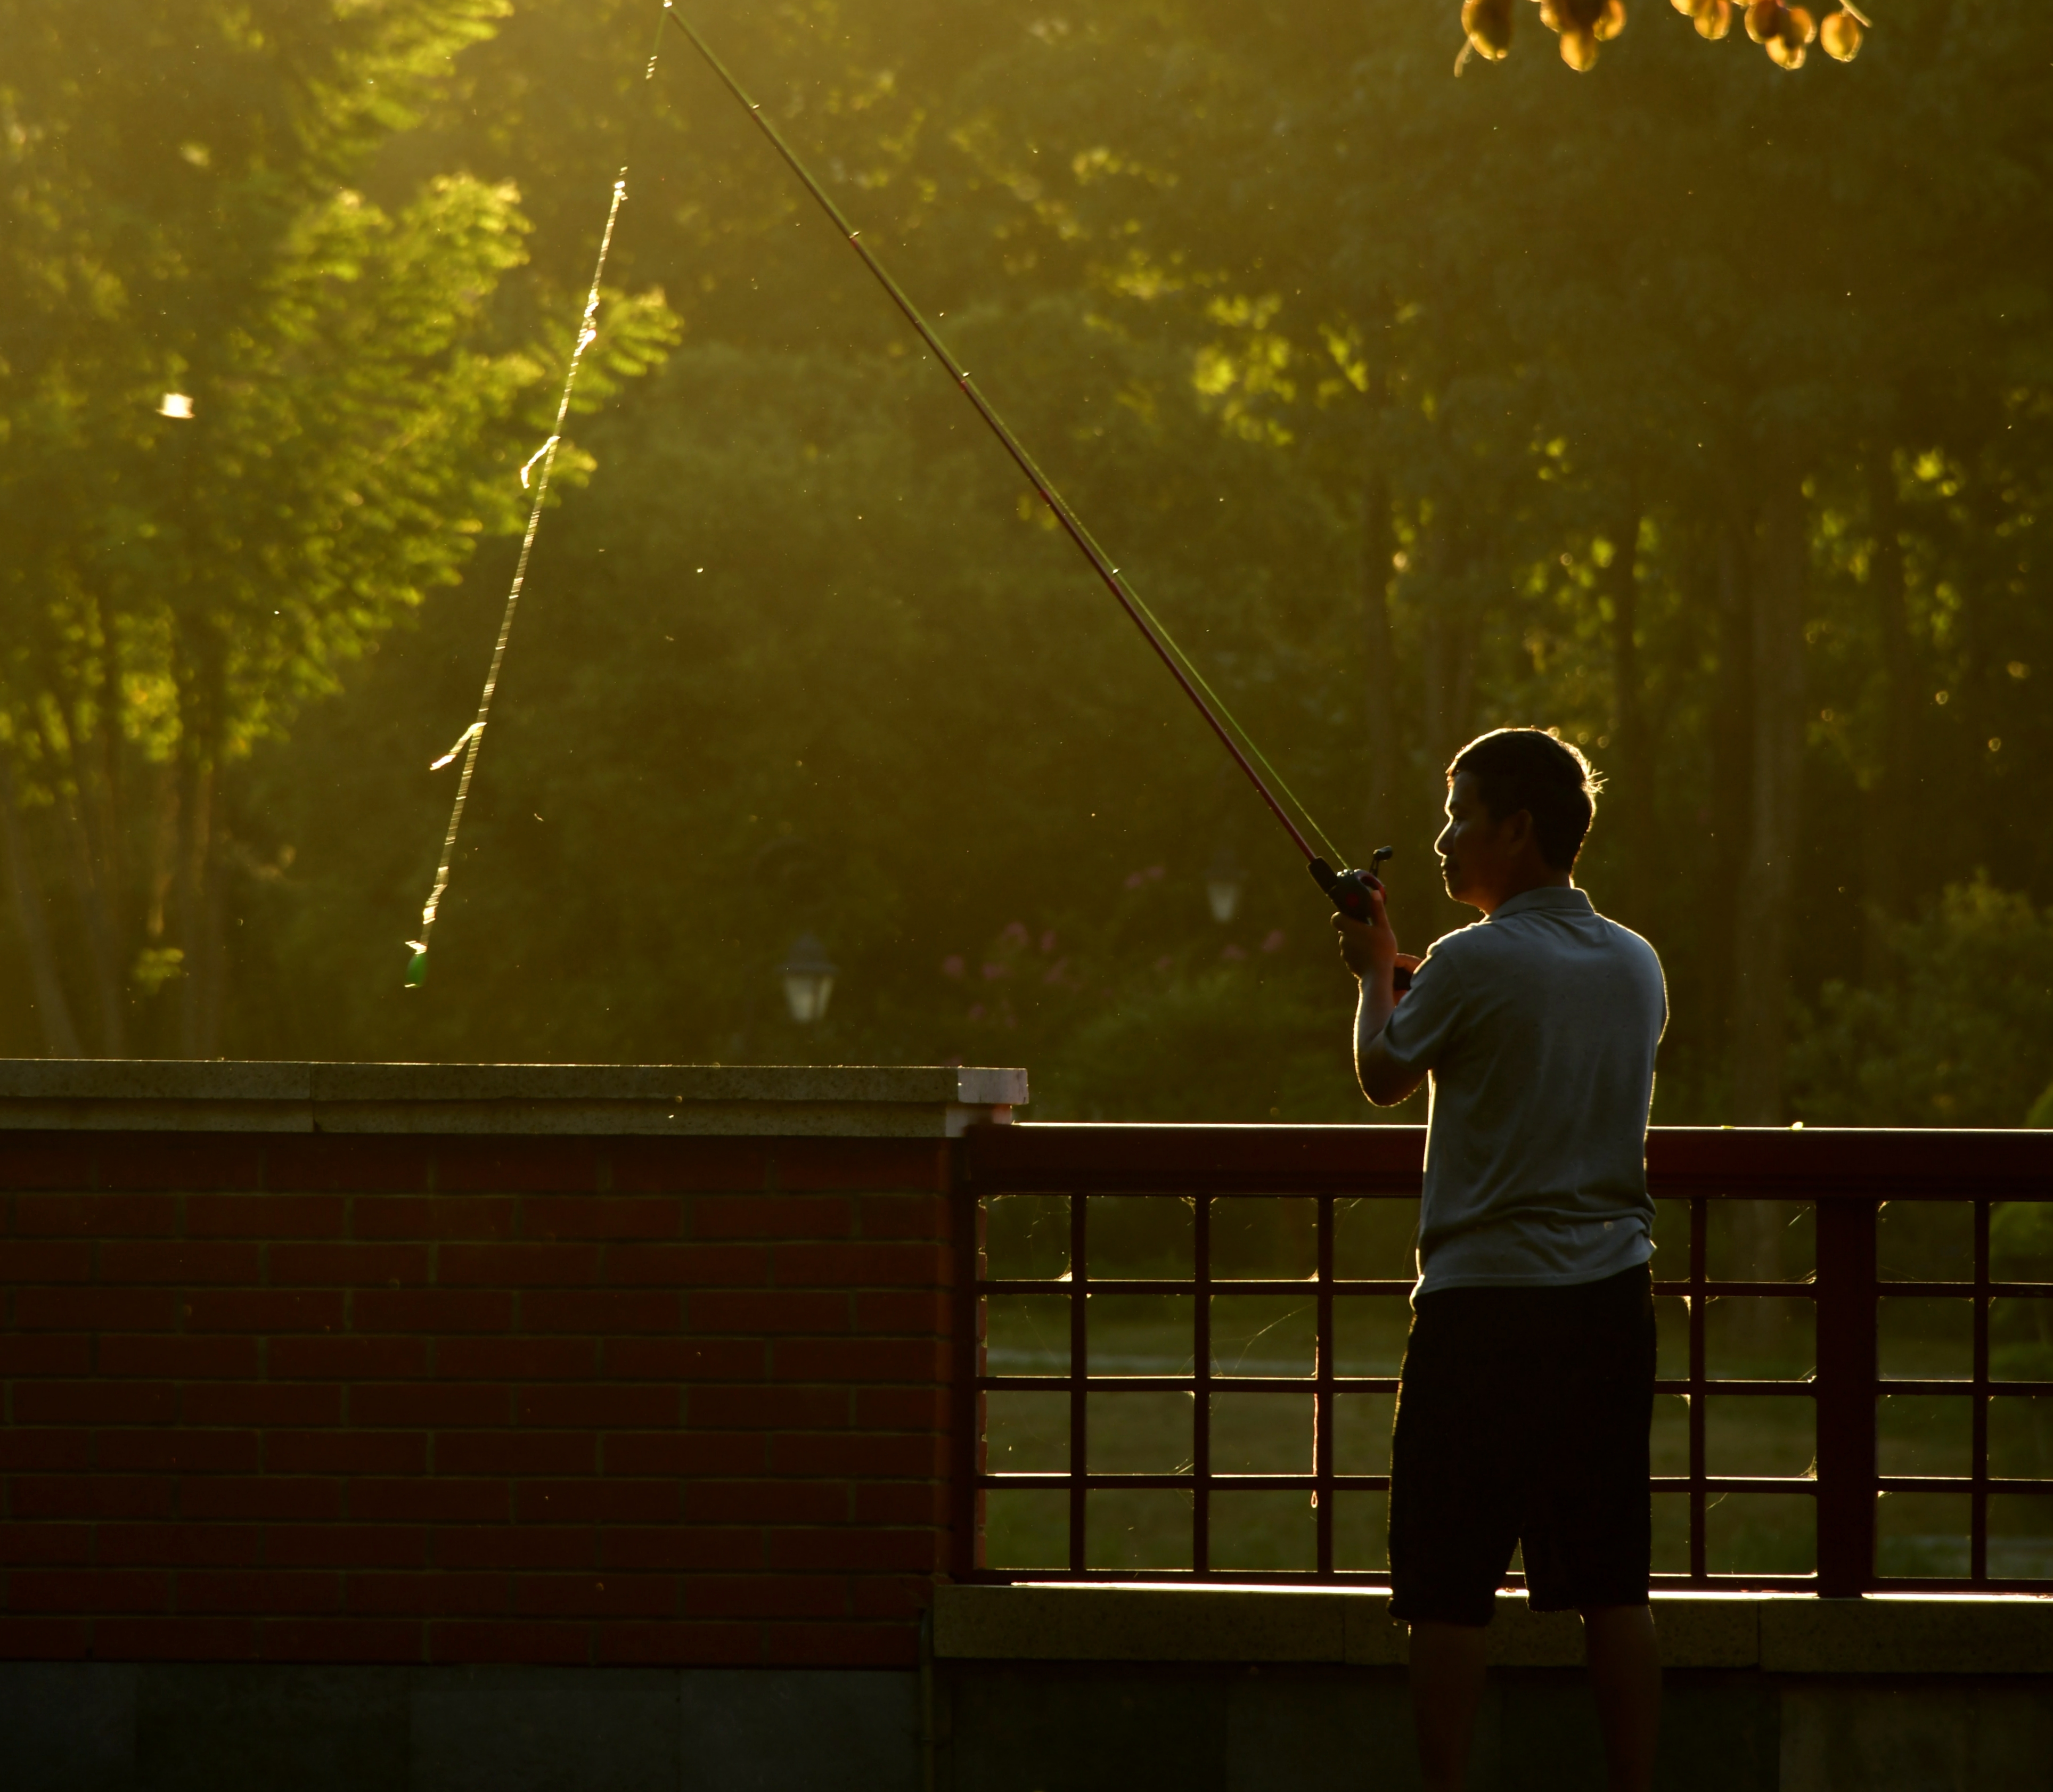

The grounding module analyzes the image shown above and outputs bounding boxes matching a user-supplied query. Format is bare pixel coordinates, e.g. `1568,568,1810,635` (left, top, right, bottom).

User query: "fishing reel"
1310,846,1413,991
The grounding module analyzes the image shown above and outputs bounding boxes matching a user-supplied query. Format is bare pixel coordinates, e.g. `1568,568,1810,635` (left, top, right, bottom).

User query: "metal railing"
952,1126,2053,1595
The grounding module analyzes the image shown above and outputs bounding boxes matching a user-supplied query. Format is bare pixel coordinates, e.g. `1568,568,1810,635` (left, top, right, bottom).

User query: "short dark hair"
1447,728,1602,870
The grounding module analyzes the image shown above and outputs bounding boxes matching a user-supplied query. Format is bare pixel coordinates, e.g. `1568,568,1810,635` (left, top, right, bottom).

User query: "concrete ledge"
0,1061,1026,1137
934,1586,2053,1674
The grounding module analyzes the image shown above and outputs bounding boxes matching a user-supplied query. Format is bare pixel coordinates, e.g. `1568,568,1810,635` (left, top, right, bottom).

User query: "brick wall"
0,1132,956,1668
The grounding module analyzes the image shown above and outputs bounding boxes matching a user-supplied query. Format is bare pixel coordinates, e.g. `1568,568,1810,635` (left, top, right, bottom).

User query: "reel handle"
1310,848,1411,992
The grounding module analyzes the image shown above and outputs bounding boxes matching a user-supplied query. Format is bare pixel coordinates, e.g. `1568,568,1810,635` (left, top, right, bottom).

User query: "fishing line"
404,10,668,988
657,1,1355,876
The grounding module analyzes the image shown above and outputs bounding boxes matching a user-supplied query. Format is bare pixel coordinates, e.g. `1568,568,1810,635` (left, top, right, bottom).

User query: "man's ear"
1503,807,1539,856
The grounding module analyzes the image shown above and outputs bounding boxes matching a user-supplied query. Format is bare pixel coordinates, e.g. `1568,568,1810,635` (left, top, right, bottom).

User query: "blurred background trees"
2,0,2049,1125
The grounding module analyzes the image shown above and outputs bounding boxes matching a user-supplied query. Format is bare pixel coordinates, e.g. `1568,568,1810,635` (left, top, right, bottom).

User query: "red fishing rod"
660,3,1394,930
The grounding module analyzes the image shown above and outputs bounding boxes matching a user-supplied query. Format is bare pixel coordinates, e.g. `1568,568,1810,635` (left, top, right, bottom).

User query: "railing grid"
955,1127,2053,1595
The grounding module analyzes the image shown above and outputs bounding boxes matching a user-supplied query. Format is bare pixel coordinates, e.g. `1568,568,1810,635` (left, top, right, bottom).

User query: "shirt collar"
1489,885,1591,923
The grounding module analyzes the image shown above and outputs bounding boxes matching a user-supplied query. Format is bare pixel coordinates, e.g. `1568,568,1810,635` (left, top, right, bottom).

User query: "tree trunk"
1361,459,1398,844
1730,482,1809,1124
176,752,224,1058
1605,501,1655,928
1859,450,1918,984
0,748,84,1057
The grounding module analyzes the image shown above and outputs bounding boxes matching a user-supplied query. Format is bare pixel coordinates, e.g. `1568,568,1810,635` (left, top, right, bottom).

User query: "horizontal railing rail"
953,1126,2053,1597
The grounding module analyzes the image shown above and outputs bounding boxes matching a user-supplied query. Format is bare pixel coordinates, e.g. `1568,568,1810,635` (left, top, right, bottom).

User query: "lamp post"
1206,845,1246,925
779,932,838,1024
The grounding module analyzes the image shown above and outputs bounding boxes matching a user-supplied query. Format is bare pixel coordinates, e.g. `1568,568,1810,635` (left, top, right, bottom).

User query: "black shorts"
1387,1263,1654,1627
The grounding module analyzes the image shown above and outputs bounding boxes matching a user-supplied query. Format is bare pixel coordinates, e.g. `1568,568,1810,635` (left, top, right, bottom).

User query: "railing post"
1814,1197,1878,1596
951,1158,983,1580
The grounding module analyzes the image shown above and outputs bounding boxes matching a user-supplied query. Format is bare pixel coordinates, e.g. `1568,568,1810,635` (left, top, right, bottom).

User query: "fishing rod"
659,2,1395,931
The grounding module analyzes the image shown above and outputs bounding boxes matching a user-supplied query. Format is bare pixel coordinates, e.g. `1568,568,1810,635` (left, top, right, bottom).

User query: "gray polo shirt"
1374,885,1667,1298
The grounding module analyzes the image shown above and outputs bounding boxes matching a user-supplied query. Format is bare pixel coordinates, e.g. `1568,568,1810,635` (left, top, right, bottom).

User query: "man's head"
1435,728,1601,912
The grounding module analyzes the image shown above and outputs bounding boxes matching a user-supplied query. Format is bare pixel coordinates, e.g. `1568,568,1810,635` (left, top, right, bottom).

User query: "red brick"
353,1289,514,1334
514,1575,677,1618
606,1244,766,1288
11,1475,175,1519
602,1433,762,1478
775,1140,947,1193
185,1290,344,1334
516,1480,678,1525
179,1570,341,1614
860,1195,953,1240
597,1621,759,1665
436,1142,600,1194
603,1338,763,1382
259,1618,422,1662
101,1241,261,1284
347,1573,508,1616
16,1287,177,1331
180,1477,342,1521
854,1291,953,1336
434,1432,594,1477
93,1617,256,1659
187,1193,348,1237
0,1240,94,1281
436,1336,599,1381
348,1479,509,1524
182,1385,342,1428
0,1139,94,1190
350,1385,507,1428
774,1242,948,1289
429,1620,592,1664
765,1622,917,1667
0,1617,92,1658
610,1139,768,1194
522,1289,680,1335
773,1339,948,1384
517,1385,676,1429
266,1526,429,1569
767,1528,942,1573
686,1386,848,1432
264,1138,431,1194
14,1193,176,1237
266,1432,426,1476
441,1242,600,1286
269,1243,431,1286
97,1431,258,1475
0,1335,93,1376
524,1197,681,1241
770,1434,947,1478
686,1291,849,1336
683,1576,848,1620
599,1527,763,1572
269,1336,429,1381
434,1527,595,1571
12,1569,169,1611
0,1429,95,1471
354,1197,517,1241
104,1335,259,1379
0,1522,93,1564
851,1576,937,1621
682,1480,852,1525
855,1387,951,1431
692,1196,850,1241
98,1524,263,1567
15,1382,174,1426
854,1482,948,1527
96,1139,264,1192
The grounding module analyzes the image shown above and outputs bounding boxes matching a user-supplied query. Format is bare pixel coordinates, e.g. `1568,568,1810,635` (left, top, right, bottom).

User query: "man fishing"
1334,726,1668,1792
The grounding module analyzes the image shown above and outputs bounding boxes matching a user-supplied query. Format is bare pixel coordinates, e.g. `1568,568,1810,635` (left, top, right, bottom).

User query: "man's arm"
1333,888,1429,1107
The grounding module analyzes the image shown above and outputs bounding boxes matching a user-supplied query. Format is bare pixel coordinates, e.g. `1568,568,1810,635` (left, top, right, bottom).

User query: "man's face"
1434,771,1520,907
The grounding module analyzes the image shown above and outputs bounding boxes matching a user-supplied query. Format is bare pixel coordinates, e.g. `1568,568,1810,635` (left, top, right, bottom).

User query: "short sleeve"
1378,937,1468,1075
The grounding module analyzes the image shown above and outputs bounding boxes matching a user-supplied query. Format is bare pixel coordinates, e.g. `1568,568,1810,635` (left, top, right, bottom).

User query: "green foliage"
1789,881,2053,1125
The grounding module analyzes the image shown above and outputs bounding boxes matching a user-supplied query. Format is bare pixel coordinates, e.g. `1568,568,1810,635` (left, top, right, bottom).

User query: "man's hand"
1336,885,1428,1107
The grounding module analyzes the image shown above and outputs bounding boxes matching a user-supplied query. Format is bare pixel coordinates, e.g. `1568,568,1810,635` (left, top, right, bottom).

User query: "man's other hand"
1332,882,1402,985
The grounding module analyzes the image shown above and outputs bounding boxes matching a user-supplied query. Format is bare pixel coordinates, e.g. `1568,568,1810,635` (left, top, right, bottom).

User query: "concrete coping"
0,1060,1027,1139
933,1585,2053,1675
